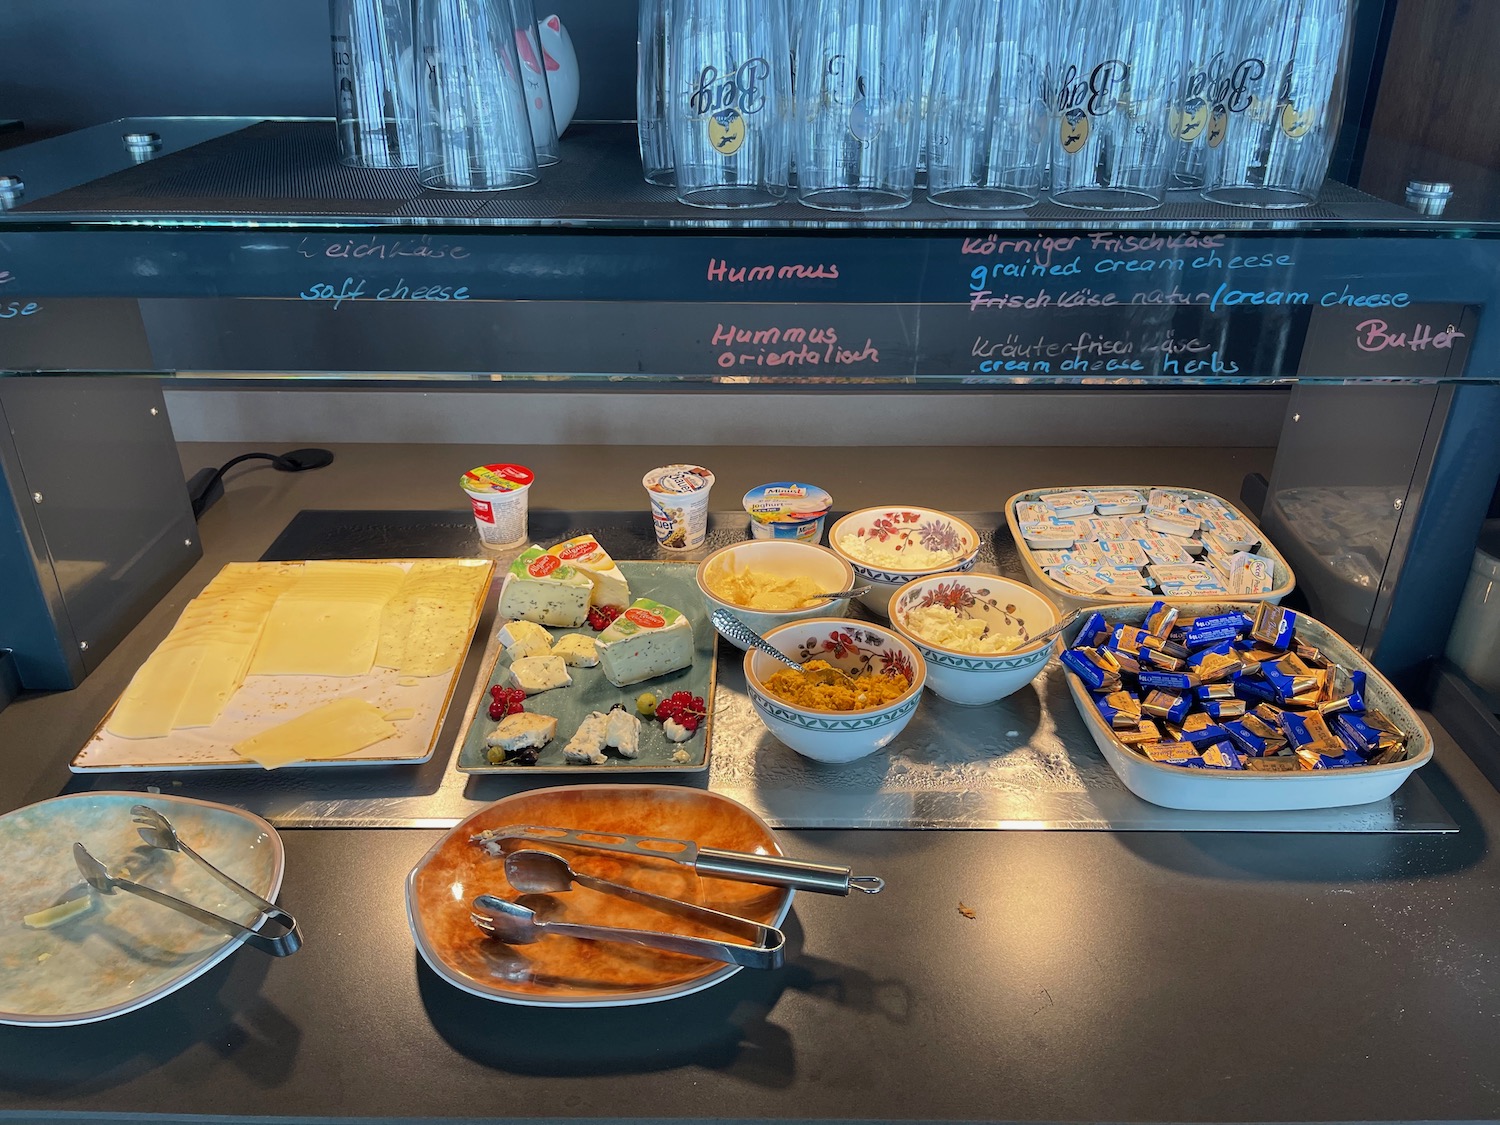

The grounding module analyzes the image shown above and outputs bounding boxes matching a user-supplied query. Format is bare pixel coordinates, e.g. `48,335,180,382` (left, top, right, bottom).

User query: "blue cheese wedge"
497,546,592,627
546,535,631,609
485,712,557,752
604,708,641,757
551,633,599,668
498,620,553,660
563,710,610,764
596,598,694,687
507,654,572,694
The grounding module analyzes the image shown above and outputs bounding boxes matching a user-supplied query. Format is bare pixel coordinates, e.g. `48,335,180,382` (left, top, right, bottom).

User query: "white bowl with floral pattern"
743,619,926,763
889,573,1059,706
827,507,981,618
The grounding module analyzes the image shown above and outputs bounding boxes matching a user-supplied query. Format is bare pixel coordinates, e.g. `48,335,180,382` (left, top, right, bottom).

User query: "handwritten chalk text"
706,258,840,283
710,323,877,368
1355,319,1466,353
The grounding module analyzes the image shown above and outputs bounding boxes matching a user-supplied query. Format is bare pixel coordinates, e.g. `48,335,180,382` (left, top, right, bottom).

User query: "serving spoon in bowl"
800,584,872,604
710,608,859,688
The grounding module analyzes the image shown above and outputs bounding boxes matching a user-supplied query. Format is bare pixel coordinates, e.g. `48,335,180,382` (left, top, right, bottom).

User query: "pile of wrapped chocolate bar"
1062,602,1411,772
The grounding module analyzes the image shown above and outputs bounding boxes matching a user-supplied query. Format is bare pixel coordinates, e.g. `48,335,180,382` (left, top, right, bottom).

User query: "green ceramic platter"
456,561,717,774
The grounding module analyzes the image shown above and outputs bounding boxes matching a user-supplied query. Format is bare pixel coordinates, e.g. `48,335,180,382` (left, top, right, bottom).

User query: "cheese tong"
73,842,302,957
471,892,785,969
472,824,885,896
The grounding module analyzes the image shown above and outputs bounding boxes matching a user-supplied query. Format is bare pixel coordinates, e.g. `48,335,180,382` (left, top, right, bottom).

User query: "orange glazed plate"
406,784,793,1006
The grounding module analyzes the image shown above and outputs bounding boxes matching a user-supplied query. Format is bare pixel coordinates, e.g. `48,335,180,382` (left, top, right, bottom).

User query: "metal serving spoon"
471,894,784,970
800,584,872,604
132,805,282,918
710,608,859,688
505,848,776,942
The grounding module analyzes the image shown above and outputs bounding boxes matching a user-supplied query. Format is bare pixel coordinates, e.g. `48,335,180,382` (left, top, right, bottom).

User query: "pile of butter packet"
1016,488,1275,598
1061,601,1411,772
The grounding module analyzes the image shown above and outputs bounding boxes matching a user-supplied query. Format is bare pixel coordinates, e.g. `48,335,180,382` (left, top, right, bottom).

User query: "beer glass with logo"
1049,0,1186,210
795,0,923,210
1201,0,1353,207
669,0,793,208
926,0,1050,209
330,0,418,167
1169,0,1228,188
416,0,540,190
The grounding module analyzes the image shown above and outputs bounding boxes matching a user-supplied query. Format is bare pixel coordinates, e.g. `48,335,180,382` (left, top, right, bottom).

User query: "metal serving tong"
70,805,302,957
473,824,885,896
472,849,785,969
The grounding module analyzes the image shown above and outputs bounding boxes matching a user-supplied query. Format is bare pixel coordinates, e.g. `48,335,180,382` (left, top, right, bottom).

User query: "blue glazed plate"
0,792,284,1025
455,561,717,774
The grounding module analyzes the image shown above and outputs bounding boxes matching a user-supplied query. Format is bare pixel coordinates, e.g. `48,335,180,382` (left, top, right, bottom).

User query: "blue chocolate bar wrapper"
1138,669,1196,692
1222,720,1273,757
1077,611,1110,648
1179,722,1228,745
1183,613,1250,648
1061,647,1114,691
1174,742,1245,770
1333,713,1383,758
1235,678,1281,705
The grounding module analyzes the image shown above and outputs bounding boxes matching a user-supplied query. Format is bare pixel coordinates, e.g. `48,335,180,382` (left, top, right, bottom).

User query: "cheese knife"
472,824,884,896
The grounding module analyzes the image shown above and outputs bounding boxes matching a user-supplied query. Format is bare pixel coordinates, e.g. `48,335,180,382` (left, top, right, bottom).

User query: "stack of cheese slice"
105,563,300,738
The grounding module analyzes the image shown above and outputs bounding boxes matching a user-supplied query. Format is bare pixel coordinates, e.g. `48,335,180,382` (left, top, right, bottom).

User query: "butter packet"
1041,490,1098,518
1081,517,1131,542
1095,538,1151,567
1014,501,1049,524
1020,519,1081,549
1148,488,1193,510
1049,564,1109,594
1227,551,1276,595
1140,536,1193,566
1090,489,1146,515
1200,516,1260,552
1148,563,1224,587
1145,507,1200,538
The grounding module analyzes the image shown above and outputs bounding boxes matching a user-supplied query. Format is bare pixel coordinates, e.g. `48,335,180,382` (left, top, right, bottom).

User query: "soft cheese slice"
551,634,599,667
233,697,397,769
563,711,610,764
546,535,631,608
497,546,593,627
596,598,694,687
486,712,558,752
498,620,554,660
604,708,641,757
507,654,572,694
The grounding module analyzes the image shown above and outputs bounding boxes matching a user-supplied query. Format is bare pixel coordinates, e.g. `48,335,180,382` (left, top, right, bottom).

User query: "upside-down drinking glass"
416,0,539,190
1049,0,1187,211
330,0,418,167
1201,0,1354,208
670,0,793,208
637,0,674,185
509,0,561,167
794,0,923,211
1169,0,1228,188
926,0,1051,209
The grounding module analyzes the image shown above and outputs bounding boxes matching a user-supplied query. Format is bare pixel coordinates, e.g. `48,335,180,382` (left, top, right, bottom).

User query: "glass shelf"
2,117,1498,234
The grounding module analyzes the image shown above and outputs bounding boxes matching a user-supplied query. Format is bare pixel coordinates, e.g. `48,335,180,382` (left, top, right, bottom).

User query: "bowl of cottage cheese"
889,572,1059,705
828,507,981,617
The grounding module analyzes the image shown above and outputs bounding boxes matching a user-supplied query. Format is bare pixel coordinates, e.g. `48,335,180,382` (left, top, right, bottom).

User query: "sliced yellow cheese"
170,641,259,729
233,697,397,769
105,646,207,738
249,599,386,677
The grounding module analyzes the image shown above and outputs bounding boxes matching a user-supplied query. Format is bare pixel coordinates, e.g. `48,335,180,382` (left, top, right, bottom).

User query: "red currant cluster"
654,691,706,733
487,685,526,721
586,604,623,631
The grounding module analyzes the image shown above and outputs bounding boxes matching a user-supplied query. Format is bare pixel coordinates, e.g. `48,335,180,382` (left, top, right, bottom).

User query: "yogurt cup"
461,462,534,549
743,482,833,543
643,464,715,550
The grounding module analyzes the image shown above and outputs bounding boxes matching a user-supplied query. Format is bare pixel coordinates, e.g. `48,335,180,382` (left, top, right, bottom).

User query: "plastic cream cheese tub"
460,463,534,548
743,482,833,542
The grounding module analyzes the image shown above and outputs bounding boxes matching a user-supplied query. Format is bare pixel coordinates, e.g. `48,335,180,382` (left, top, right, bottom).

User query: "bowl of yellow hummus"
697,540,856,650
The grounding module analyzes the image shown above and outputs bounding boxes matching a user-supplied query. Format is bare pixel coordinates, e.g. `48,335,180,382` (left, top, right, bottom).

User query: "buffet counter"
3,441,1499,1125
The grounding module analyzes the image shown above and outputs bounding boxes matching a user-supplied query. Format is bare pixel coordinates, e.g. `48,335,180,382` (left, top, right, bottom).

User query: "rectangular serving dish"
455,560,717,774
73,558,493,772
1061,601,1433,811
1004,485,1296,615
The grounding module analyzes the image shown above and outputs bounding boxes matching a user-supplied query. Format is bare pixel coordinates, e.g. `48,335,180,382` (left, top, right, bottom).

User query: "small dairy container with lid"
461,462,534,548
743,482,834,542
643,464,715,550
